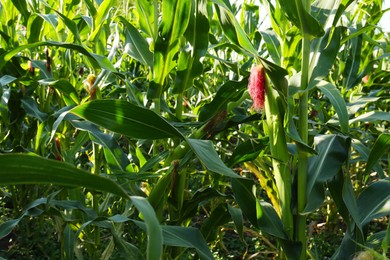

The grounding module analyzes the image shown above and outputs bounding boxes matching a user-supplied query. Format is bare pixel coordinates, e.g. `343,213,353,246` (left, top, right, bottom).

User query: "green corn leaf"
70,100,184,140
343,32,362,89
117,16,153,67
136,0,156,39
186,139,242,179
64,224,76,260
316,80,349,133
199,77,248,122
89,0,115,42
351,139,384,178
0,41,117,72
10,0,30,24
0,154,130,198
0,198,47,239
349,111,390,125
173,0,209,94
53,9,81,43
261,58,289,99
305,135,350,213
333,0,355,27
231,178,261,229
309,27,341,82
260,30,281,65
180,188,227,222
134,221,213,260
257,201,288,240
277,0,324,37
347,96,381,115
226,137,268,167
212,0,258,56
131,196,163,260
70,120,130,172
357,179,390,226
83,0,97,17
0,75,17,86
27,14,45,43
111,232,144,260
21,96,48,122
364,133,390,177
38,79,79,105
162,225,214,260
227,205,244,242
201,204,231,242
150,0,192,99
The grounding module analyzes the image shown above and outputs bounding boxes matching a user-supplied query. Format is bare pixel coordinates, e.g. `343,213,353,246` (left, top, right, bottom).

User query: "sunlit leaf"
186,139,242,178
70,100,184,139
357,179,390,226
364,133,390,177
117,16,153,67
0,41,117,72
349,111,390,125
277,0,324,37
316,80,349,133
0,154,130,198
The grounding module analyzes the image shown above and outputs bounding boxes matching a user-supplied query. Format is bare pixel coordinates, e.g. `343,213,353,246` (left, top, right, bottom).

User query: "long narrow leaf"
305,135,350,213
0,41,116,72
0,154,130,198
70,100,185,140
130,197,163,260
316,80,349,133
364,133,390,177
186,139,242,178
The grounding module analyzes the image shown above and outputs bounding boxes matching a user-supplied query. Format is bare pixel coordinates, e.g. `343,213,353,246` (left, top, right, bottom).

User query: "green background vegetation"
0,0,389,259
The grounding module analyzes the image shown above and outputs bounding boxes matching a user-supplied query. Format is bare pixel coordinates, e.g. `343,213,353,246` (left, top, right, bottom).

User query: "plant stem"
296,5,311,260
176,93,183,121
153,97,161,156
264,85,293,239
92,142,101,257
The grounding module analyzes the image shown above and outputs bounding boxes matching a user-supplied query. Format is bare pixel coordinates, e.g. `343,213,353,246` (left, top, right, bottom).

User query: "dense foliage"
0,0,389,259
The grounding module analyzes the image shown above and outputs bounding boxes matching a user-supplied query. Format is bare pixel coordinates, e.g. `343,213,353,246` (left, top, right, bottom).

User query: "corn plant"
0,0,389,259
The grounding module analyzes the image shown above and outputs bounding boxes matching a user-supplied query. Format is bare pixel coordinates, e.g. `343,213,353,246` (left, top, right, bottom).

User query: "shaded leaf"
357,179,390,226
199,77,248,122
201,204,230,242
131,196,163,260
64,224,76,260
351,139,384,179
228,205,244,242
364,133,390,177
70,120,130,172
231,178,261,228
260,30,281,65
305,135,350,213
226,137,268,167
258,201,287,240
21,96,48,122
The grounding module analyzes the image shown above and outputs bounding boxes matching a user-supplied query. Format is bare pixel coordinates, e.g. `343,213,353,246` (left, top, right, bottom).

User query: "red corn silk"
248,65,266,111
